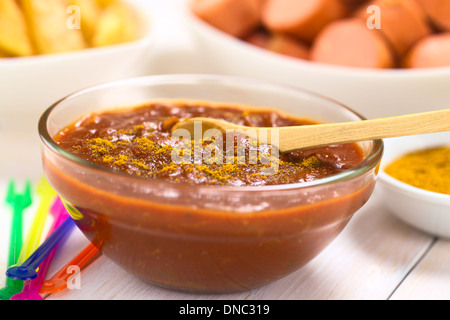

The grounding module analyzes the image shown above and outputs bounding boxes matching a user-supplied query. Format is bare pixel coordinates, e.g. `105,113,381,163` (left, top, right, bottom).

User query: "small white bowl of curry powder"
378,132,450,238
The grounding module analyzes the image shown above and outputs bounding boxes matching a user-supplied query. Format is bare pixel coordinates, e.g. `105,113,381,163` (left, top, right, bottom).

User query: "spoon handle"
277,109,450,152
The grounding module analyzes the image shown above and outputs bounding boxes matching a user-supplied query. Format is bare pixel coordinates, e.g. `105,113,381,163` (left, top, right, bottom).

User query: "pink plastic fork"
10,197,68,300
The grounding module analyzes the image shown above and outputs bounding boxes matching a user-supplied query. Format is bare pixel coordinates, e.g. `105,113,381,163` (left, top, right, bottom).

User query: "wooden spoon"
171,109,450,152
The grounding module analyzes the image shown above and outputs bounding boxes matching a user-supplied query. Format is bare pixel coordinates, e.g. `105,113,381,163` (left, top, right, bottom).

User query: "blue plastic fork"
10,197,69,300
6,217,75,281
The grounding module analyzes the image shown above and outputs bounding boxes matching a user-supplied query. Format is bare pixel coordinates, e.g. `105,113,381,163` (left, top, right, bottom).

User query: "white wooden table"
0,0,449,301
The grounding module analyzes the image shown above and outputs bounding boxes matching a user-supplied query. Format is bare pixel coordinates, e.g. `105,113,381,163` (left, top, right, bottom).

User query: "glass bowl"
38,74,383,293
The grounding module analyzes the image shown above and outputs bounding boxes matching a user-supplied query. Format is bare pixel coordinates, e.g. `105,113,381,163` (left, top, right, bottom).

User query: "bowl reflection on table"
38,75,383,293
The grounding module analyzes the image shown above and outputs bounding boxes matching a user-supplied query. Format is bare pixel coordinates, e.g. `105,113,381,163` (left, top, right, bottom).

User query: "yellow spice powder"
384,146,450,195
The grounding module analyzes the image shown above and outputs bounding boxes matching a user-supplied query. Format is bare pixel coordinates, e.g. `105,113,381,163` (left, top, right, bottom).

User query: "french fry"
0,0,33,56
0,49,11,58
92,1,140,47
0,0,142,58
69,0,102,45
96,0,116,8
19,0,87,54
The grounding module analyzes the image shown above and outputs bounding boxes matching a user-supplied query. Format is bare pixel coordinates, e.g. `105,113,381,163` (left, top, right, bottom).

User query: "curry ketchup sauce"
44,101,376,292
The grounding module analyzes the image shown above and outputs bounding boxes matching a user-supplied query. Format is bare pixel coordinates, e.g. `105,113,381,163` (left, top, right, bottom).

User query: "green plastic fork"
0,179,32,300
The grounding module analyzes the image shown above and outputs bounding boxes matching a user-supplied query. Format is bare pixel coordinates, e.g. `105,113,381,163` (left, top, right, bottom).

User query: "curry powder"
384,146,450,195
83,126,322,185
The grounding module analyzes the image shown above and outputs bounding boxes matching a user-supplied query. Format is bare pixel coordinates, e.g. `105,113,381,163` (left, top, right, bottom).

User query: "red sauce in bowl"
54,101,364,186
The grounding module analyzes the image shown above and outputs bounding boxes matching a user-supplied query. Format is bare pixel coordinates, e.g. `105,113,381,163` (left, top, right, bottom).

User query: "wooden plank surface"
0,127,446,300
391,239,450,300
43,189,435,300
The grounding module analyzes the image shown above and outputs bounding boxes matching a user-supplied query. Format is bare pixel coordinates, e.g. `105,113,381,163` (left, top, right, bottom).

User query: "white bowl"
378,132,450,238
183,1,450,120
0,0,153,128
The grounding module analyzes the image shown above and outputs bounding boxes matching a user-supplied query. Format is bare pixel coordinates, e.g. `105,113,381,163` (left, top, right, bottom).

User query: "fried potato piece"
0,0,33,56
92,1,140,47
19,0,86,54
69,0,102,44
96,0,115,8
0,49,12,58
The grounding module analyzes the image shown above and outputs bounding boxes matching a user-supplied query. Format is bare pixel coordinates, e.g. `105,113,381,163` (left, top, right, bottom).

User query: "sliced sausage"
342,0,371,11
354,0,431,57
262,0,348,43
191,0,262,38
244,31,309,59
405,33,450,68
414,0,450,31
243,30,270,48
310,18,395,68
266,34,309,59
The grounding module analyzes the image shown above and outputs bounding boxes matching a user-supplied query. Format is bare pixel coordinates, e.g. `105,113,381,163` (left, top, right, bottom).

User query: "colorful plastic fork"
40,242,100,294
6,217,75,281
17,177,56,266
0,180,32,300
10,198,68,300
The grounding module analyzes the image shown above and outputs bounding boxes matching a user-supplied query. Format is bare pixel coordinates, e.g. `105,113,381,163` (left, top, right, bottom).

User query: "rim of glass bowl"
38,74,384,192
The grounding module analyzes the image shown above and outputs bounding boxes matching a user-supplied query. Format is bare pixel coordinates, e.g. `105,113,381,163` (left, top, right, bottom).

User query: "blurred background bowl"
183,1,450,120
378,132,450,238
0,0,153,129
